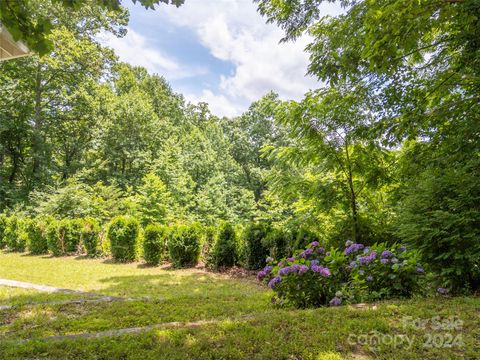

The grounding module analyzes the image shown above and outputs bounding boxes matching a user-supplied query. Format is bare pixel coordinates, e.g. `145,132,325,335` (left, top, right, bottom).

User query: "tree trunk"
32,63,43,183
344,141,359,242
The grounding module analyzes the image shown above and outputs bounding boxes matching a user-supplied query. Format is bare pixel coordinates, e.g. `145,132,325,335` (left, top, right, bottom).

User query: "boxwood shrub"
81,217,101,256
168,223,202,268
143,223,168,266
0,214,7,249
243,223,270,270
4,216,27,252
201,225,217,264
46,219,82,256
107,216,140,262
46,220,61,256
25,217,50,255
209,222,237,268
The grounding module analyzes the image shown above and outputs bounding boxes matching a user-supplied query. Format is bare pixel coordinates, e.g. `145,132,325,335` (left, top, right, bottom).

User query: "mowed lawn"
0,252,478,359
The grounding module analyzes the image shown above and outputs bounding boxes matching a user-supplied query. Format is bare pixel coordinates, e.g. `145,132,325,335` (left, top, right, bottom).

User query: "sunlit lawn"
0,251,478,359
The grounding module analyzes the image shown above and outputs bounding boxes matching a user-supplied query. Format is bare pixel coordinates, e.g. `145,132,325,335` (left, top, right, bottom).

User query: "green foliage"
4,216,27,252
80,217,101,256
0,0,182,55
45,220,61,256
263,227,290,260
107,216,140,262
209,222,237,268
135,173,172,226
201,225,217,263
25,217,49,255
243,223,270,270
45,218,82,256
143,223,168,266
396,141,480,292
261,241,425,308
168,224,202,268
0,214,7,248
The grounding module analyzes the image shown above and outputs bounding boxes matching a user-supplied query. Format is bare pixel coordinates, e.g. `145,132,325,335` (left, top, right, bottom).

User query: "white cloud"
101,28,207,80
185,89,245,118
119,0,343,116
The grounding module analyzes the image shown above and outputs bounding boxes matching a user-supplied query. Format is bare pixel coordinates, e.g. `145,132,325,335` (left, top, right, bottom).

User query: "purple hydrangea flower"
310,241,320,247
311,265,331,277
398,246,406,253
349,260,357,268
264,265,273,273
299,249,311,259
345,243,365,255
286,257,295,262
381,250,394,258
316,247,325,254
310,260,320,267
299,265,309,274
366,275,374,282
268,276,282,289
416,266,425,274
437,287,449,295
359,251,377,265
279,266,290,276
380,258,389,265
257,270,267,281
329,296,342,306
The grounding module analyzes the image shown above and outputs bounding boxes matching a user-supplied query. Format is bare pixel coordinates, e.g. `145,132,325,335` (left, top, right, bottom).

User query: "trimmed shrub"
25,217,49,255
46,219,82,256
0,214,7,249
168,224,202,268
210,222,237,268
201,225,217,263
4,216,27,252
143,223,168,266
264,227,290,260
46,220,61,256
81,217,101,256
243,223,270,270
107,216,140,262
60,219,82,254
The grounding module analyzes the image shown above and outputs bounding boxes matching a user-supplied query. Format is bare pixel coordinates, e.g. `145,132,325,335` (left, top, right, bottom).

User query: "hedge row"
0,214,318,269
0,215,101,257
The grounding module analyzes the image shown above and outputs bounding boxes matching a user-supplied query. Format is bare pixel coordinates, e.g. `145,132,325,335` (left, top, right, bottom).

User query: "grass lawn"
0,251,478,359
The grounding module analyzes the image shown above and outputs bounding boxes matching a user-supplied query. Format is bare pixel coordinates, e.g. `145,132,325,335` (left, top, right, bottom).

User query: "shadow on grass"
20,252,53,259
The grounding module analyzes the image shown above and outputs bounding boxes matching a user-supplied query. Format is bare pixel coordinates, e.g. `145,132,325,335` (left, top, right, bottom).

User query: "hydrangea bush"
259,240,425,308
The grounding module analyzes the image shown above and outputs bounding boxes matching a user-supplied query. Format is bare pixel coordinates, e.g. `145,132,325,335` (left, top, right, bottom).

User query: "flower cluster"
259,240,426,308
298,248,313,259
268,276,282,288
310,264,331,277
279,264,309,276
359,251,377,265
345,243,365,255
257,265,273,281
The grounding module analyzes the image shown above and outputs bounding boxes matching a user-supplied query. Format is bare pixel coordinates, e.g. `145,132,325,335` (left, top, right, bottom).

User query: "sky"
103,0,343,117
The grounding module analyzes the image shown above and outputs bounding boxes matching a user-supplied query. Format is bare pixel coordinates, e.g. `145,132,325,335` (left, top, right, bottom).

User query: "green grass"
0,251,478,359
